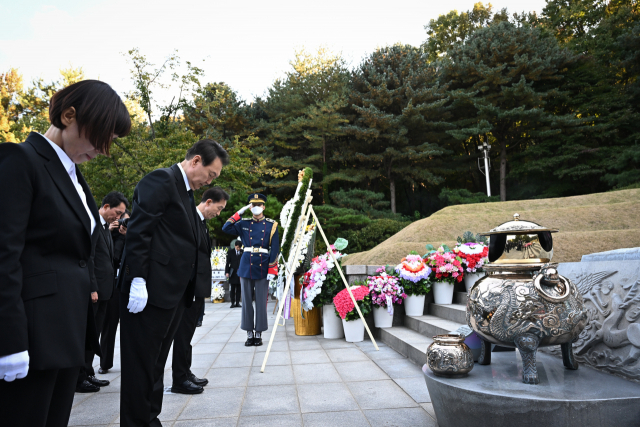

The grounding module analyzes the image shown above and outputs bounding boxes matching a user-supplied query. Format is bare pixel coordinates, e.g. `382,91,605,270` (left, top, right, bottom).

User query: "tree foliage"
3,0,640,252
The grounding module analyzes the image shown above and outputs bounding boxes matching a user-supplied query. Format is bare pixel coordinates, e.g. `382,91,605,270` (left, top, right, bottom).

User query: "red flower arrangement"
453,243,489,273
333,285,370,320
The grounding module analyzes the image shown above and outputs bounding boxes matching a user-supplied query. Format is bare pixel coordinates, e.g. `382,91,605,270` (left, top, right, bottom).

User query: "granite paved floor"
69,301,438,427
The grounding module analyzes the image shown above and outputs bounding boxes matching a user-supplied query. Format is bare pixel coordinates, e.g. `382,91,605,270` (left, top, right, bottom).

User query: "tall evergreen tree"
345,44,446,213
261,48,352,201
184,82,249,142
440,21,582,201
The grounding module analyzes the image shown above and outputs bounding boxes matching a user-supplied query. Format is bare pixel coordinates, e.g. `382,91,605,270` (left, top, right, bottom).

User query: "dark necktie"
187,190,197,221
104,222,109,231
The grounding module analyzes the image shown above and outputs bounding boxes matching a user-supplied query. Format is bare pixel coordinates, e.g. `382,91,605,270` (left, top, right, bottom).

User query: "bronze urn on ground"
466,214,587,384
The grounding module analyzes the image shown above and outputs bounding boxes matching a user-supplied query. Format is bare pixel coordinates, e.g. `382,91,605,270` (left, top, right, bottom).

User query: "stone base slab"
423,352,640,427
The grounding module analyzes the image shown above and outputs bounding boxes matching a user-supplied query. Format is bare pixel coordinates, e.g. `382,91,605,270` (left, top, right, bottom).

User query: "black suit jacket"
111,229,126,272
195,218,212,298
119,164,200,309
0,133,100,369
225,249,242,285
93,220,115,301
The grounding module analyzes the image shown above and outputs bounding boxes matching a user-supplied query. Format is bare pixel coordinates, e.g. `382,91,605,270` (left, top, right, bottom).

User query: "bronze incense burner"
466,214,587,384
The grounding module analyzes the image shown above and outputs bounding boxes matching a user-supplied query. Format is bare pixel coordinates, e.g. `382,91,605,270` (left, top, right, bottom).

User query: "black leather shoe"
230,303,235,308
76,380,100,393
188,373,209,386
254,337,263,346
171,380,204,395
98,368,109,375
245,337,254,346
196,320,202,327
88,375,110,387
236,304,242,308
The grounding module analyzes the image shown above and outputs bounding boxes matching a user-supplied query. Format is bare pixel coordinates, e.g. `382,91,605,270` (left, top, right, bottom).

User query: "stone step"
404,315,466,338
454,291,468,305
427,303,466,324
379,326,433,366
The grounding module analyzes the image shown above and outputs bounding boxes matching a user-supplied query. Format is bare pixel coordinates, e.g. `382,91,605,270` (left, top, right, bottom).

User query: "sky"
0,0,547,104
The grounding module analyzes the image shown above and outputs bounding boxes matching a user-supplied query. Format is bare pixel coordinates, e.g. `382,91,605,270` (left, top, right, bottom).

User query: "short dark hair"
49,80,131,156
201,187,229,203
234,240,242,247
101,191,129,209
186,139,230,167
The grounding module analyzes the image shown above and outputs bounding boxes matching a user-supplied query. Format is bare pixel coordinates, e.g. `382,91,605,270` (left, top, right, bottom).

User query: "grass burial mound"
343,189,640,266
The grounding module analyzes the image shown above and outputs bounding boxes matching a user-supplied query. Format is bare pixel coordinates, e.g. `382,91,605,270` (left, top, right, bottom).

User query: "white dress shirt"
197,208,204,222
176,162,191,192
41,133,96,235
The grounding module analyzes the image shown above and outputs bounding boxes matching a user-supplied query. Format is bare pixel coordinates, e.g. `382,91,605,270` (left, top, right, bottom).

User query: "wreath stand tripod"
260,196,379,373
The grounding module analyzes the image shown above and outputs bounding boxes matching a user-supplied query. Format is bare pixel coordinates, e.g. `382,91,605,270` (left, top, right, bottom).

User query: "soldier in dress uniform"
222,193,280,346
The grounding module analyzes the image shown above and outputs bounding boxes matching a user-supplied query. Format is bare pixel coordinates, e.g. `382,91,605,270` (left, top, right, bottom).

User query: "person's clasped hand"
237,204,252,215
128,278,148,313
0,350,29,382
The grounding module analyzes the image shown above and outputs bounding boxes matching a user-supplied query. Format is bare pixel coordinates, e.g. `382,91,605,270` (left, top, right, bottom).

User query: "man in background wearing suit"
171,187,229,394
98,209,129,375
76,191,128,393
98,209,131,374
118,139,229,427
225,240,243,308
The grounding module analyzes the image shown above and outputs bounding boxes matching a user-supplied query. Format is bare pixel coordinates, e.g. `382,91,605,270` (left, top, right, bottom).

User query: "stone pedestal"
424,352,640,427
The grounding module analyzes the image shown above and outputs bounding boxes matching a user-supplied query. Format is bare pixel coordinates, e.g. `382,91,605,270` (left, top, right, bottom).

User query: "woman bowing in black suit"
0,80,131,427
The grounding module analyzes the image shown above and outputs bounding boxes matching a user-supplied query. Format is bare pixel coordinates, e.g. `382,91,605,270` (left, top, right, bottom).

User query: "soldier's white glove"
237,204,252,215
128,277,148,313
267,274,276,281
0,350,29,382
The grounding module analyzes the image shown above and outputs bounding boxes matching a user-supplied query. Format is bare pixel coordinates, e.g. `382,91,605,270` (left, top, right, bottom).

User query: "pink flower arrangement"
333,285,370,320
424,246,464,284
367,271,406,315
301,245,344,311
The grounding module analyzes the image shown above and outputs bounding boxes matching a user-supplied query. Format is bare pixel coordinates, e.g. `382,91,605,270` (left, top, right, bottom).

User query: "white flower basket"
342,319,365,342
464,272,485,293
433,281,454,304
404,295,426,316
323,305,344,339
373,306,393,328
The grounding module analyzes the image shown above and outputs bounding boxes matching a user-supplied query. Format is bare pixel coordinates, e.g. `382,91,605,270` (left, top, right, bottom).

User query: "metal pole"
478,142,492,197
483,150,491,197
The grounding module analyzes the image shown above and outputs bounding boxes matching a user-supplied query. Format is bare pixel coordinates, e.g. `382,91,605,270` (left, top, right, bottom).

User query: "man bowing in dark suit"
118,139,229,427
225,240,243,308
76,191,128,393
171,187,229,394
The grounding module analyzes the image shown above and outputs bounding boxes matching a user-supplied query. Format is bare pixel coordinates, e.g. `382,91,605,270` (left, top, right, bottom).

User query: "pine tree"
345,44,446,213
440,21,582,201
260,48,351,201
183,82,249,142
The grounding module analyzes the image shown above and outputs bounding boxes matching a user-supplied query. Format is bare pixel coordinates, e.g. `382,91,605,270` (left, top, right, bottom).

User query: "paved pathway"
69,301,438,426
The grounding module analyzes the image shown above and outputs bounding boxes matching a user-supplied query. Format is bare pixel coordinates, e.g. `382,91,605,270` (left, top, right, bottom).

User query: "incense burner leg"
478,338,492,365
561,342,579,370
515,333,540,384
